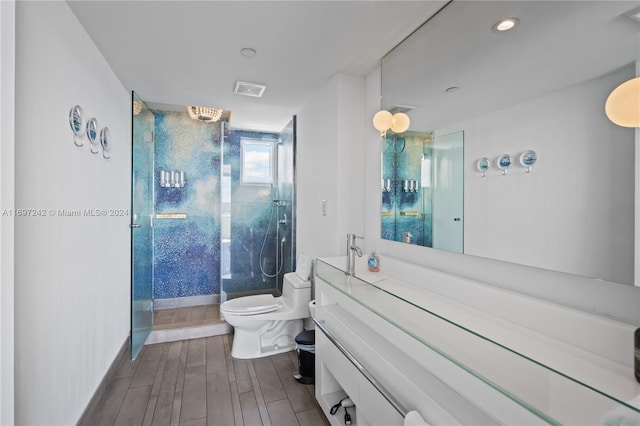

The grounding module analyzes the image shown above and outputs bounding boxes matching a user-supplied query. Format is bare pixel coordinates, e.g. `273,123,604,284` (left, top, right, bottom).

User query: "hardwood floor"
83,335,329,426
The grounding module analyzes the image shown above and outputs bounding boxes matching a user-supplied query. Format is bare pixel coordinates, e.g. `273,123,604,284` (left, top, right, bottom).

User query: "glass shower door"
130,92,154,360
432,131,464,253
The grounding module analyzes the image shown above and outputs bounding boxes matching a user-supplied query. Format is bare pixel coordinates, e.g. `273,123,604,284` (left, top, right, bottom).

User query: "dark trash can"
294,329,315,384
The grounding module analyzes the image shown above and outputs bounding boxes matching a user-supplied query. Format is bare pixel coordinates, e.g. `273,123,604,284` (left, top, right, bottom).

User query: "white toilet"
221,272,311,359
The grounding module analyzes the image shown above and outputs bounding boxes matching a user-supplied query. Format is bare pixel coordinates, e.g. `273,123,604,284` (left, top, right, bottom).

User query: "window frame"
240,138,275,185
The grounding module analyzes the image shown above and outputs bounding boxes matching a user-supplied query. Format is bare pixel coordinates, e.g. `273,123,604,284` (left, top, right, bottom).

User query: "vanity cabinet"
313,257,640,425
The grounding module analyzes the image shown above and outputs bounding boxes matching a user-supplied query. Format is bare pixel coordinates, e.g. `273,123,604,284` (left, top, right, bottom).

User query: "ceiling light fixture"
373,110,410,136
187,106,223,123
605,77,640,128
493,17,519,32
132,100,143,115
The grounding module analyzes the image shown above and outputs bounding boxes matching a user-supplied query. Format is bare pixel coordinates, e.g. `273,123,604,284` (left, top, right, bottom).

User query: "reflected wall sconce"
373,110,410,136
479,151,537,177
519,150,537,173
159,169,186,188
605,77,640,128
496,154,512,175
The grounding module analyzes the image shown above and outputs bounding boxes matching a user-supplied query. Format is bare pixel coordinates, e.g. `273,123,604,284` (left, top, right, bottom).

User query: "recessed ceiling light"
493,17,519,32
240,48,256,58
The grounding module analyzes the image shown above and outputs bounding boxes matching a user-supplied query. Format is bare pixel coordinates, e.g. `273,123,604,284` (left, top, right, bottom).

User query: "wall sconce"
605,77,640,128
159,169,185,188
373,110,410,136
476,158,490,177
519,150,537,173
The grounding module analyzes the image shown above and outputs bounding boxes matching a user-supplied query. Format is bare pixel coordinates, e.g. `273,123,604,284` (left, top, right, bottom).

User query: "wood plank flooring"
83,335,329,426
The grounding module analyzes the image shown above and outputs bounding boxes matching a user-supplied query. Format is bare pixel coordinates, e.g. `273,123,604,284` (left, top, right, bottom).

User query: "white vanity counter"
314,256,639,425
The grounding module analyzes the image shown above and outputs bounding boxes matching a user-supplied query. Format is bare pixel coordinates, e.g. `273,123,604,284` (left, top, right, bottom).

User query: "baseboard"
76,336,129,425
145,322,232,345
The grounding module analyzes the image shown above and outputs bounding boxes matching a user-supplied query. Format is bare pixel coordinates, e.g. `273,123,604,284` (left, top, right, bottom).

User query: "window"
241,139,274,184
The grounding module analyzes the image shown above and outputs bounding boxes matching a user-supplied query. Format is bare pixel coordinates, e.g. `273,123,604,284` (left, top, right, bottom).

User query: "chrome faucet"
346,233,364,275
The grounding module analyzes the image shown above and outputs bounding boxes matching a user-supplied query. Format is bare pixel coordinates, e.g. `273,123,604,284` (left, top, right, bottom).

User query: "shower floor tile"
153,304,223,331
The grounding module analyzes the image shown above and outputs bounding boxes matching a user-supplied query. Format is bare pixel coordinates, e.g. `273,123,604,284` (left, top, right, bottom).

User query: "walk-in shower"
220,118,296,302
132,100,296,323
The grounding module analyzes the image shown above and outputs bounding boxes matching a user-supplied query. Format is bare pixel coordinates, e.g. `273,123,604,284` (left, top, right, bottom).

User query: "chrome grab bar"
313,318,407,417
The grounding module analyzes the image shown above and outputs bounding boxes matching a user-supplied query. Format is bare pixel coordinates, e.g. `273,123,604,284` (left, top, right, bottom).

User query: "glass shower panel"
152,110,220,302
275,116,296,291
130,92,154,360
432,131,464,253
220,120,296,301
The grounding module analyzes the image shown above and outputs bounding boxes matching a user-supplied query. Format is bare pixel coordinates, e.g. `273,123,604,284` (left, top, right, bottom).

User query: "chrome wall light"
69,105,85,147
69,105,112,160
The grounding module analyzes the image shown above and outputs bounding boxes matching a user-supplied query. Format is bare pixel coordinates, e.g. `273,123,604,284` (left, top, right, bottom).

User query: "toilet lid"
221,294,281,315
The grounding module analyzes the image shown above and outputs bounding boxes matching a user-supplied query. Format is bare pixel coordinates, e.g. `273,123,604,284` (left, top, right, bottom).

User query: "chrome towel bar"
313,318,408,417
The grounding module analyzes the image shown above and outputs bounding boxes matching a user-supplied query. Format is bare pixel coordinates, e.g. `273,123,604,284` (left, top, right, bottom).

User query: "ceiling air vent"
233,80,266,98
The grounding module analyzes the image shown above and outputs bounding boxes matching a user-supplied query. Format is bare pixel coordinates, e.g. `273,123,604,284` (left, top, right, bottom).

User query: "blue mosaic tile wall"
221,127,294,298
152,111,294,300
381,133,433,246
153,111,222,299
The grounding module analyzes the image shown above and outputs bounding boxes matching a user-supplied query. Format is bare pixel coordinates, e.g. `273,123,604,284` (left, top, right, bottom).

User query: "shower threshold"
145,303,231,345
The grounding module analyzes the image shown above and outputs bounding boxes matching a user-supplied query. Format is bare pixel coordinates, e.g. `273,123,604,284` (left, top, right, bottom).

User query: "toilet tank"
282,272,311,315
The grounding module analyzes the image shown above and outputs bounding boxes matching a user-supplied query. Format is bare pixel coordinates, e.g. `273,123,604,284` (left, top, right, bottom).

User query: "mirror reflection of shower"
259,198,287,279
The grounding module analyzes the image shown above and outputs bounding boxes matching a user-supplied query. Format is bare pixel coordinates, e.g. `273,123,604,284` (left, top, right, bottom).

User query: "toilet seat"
221,294,281,316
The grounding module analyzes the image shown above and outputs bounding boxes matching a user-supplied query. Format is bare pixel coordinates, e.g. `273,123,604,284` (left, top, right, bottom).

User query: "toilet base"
230,318,303,359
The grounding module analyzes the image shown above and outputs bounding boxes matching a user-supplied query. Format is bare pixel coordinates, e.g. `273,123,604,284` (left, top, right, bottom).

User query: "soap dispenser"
368,251,380,272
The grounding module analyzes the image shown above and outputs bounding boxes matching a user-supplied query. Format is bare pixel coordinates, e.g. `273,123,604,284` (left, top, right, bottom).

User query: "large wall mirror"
381,0,639,286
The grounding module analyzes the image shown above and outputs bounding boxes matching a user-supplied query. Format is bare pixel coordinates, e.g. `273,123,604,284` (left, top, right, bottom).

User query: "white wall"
0,1,15,424
297,73,365,261
14,2,131,424
458,65,635,285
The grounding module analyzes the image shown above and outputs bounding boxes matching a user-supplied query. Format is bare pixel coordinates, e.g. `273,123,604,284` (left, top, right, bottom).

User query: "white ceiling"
67,0,447,132
382,1,640,132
